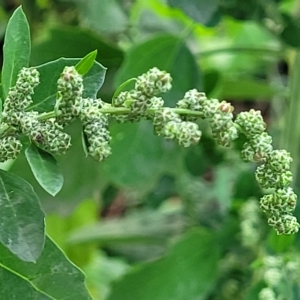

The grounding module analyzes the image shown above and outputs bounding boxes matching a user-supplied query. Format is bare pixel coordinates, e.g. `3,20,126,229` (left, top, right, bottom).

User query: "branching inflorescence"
0,66,298,235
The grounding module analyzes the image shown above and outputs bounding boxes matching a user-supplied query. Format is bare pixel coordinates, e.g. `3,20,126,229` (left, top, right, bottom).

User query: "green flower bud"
213,126,238,147
3,68,40,113
161,121,180,140
202,99,220,118
135,67,172,96
249,133,273,156
56,66,83,125
255,164,293,189
176,121,202,147
149,96,164,109
177,90,207,111
266,149,292,172
235,109,266,138
113,91,130,107
153,108,181,134
0,136,22,162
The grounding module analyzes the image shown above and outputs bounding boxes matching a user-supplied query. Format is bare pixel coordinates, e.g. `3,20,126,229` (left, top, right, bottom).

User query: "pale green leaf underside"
25,144,64,196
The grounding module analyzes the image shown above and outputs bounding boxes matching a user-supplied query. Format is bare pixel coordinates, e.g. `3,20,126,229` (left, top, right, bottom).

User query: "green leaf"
0,170,44,262
0,236,92,300
112,78,136,105
28,58,106,112
114,34,201,106
25,144,64,196
2,6,31,99
108,228,220,300
75,50,98,76
67,209,181,246
167,0,218,25
219,76,285,100
31,26,123,68
100,121,182,190
76,0,127,34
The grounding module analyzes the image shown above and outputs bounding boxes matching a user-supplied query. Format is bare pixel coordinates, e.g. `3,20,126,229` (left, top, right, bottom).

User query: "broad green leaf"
100,120,182,189
76,0,127,34
108,228,220,300
31,26,123,68
25,144,63,196
0,236,92,300
75,50,98,76
114,34,201,106
219,76,285,100
2,6,31,99
28,58,106,112
167,0,218,25
0,170,44,262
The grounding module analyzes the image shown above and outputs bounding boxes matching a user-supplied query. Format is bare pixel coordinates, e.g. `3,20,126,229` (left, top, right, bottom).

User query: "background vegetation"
1,0,300,299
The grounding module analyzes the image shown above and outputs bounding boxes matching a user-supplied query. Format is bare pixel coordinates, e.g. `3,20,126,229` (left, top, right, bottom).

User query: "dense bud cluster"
235,108,299,234
0,136,22,162
80,98,111,161
56,66,84,125
257,152,298,234
113,68,172,122
0,65,298,234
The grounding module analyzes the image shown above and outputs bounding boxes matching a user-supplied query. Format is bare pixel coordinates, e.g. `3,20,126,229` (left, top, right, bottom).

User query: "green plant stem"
281,50,300,185
199,46,284,58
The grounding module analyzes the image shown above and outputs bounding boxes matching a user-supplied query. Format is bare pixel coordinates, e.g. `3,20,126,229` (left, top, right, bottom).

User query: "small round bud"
235,109,266,138
135,67,172,96
0,136,22,162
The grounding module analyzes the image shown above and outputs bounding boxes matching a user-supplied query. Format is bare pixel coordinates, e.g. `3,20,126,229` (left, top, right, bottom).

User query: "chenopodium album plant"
2,62,299,235
0,5,299,299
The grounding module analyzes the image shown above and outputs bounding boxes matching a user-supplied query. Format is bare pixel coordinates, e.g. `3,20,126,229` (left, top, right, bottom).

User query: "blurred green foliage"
2,0,300,299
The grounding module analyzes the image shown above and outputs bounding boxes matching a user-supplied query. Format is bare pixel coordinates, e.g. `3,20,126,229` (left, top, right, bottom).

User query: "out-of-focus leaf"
167,0,218,25
115,34,201,106
280,13,300,47
267,231,294,253
2,6,30,99
77,0,127,34
75,50,98,76
25,144,63,196
46,199,98,267
68,209,183,246
100,120,182,190
0,170,44,262
28,58,106,112
108,228,220,300
84,250,129,300
0,236,91,300
219,76,285,100
31,26,123,68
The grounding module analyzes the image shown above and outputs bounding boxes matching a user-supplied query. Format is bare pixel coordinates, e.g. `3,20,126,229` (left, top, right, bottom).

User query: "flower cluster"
0,65,298,234
80,98,111,161
177,91,238,146
235,110,299,234
113,67,172,122
56,66,83,125
258,168,298,234
257,254,300,300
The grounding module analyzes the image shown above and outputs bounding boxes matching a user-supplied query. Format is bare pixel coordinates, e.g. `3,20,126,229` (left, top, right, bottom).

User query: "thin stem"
199,46,284,58
281,50,300,185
